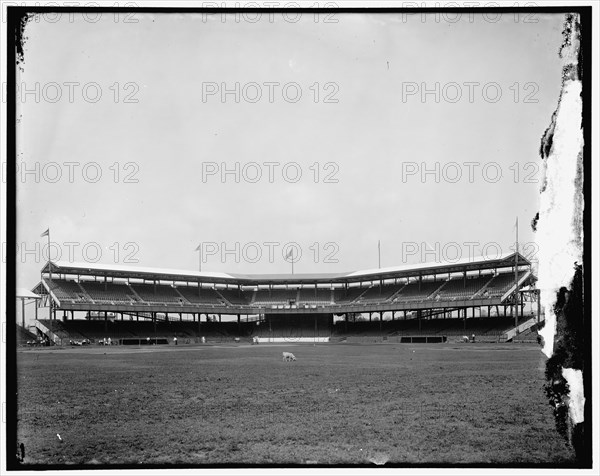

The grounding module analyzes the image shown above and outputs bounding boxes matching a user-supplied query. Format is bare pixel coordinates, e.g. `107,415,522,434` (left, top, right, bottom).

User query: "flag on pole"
195,244,201,251
286,248,294,261
41,228,52,281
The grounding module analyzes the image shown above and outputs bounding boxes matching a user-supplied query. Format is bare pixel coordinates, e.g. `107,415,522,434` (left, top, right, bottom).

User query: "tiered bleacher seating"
334,286,368,303
356,283,405,302
46,279,88,302
485,271,528,297
297,288,332,305
392,280,443,302
433,275,492,301
130,283,186,304
176,286,224,305
252,288,298,305
216,288,250,305
79,281,137,303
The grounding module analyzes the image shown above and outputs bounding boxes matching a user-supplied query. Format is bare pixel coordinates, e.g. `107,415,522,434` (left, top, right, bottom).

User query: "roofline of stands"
40,252,531,287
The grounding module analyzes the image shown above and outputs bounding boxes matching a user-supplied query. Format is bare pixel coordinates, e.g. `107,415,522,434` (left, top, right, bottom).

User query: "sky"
13,11,566,289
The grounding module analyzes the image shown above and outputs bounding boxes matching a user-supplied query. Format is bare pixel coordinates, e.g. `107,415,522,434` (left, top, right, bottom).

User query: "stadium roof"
41,252,531,286
16,288,41,299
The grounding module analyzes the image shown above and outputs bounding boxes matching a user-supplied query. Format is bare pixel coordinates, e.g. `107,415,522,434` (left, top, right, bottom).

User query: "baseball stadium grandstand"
27,251,541,346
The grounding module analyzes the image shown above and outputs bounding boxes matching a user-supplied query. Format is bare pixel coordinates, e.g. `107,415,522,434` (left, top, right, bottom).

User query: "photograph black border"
4,4,593,470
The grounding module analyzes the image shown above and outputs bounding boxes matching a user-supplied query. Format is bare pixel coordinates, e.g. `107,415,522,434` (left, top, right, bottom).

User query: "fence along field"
16,342,575,466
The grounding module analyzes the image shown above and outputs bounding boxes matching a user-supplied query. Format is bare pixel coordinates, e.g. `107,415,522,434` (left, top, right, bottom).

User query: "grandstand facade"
29,252,540,344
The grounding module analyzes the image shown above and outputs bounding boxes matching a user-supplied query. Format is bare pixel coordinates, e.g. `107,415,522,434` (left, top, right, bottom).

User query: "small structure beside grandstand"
29,252,540,345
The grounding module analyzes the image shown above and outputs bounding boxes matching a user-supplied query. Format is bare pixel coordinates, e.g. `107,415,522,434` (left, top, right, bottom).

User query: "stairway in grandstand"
471,275,497,299
75,281,93,301
34,319,65,344
503,316,540,342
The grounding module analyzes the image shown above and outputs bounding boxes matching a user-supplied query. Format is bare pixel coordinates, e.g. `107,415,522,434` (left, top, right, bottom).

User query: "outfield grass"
16,342,575,466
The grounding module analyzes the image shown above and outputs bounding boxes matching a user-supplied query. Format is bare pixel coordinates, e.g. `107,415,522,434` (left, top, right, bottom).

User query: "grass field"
15,342,575,466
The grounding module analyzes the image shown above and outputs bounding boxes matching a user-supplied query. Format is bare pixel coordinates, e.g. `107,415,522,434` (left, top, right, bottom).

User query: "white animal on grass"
282,351,296,361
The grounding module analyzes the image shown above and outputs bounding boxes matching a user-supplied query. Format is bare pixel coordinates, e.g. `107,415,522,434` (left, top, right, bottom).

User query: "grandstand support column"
369,312,372,322
35,300,38,321
104,311,108,334
50,302,54,341
21,298,25,327
463,308,466,331
237,314,241,332
537,290,541,324
179,313,182,322
153,312,157,342
417,310,422,331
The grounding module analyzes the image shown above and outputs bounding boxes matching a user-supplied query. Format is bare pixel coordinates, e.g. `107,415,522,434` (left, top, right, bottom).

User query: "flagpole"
195,245,201,272
47,228,52,281
291,255,294,275
42,227,53,344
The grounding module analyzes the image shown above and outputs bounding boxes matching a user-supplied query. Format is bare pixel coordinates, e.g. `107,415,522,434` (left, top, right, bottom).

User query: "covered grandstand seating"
34,253,536,345
37,318,255,342
333,315,534,342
